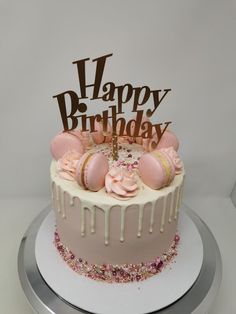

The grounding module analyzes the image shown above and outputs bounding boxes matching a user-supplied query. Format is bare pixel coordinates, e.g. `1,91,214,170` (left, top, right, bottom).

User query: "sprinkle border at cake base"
54,231,180,283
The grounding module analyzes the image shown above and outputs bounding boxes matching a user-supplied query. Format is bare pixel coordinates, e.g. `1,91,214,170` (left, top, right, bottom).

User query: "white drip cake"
50,130,184,283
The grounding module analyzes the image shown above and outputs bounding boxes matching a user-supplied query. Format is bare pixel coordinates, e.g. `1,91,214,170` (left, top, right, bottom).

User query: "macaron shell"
157,130,179,151
139,151,175,190
76,152,109,191
85,153,109,191
139,153,165,189
50,132,85,160
92,121,112,144
75,152,91,188
148,133,158,151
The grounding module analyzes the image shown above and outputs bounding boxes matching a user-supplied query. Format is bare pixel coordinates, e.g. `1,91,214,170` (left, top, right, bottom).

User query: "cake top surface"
91,142,142,171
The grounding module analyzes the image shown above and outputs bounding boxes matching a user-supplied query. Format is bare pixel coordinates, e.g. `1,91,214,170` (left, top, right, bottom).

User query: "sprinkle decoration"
54,232,179,283
93,142,142,171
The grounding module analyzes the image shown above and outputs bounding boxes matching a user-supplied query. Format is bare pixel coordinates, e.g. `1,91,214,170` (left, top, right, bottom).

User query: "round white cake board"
35,210,203,314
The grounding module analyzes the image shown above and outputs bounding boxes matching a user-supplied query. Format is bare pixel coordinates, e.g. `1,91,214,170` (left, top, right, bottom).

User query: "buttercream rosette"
105,167,138,200
158,147,183,174
57,150,82,180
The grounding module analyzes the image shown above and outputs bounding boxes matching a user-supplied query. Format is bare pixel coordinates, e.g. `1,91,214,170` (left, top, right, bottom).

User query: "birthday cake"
50,54,185,283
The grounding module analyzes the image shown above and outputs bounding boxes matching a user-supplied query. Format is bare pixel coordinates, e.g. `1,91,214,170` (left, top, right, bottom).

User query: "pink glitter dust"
54,232,179,283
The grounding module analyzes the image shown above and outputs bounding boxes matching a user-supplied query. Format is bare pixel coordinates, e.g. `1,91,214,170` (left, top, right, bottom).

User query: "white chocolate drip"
120,207,125,242
81,207,85,237
104,210,110,245
168,191,174,223
61,191,66,219
160,197,167,233
52,184,181,244
174,186,181,220
137,205,144,238
70,196,75,206
90,207,96,234
56,185,60,213
176,180,184,219
51,167,184,245
149,201,157,233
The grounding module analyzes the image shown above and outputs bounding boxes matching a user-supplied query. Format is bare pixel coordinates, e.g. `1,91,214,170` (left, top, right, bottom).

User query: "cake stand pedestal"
18,203,222,314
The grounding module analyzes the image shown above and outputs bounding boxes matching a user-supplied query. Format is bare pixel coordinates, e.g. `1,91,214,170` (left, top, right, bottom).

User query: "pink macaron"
91,121,112,144
138,150,175,190
140,132,159,152
76,152,109,191
157,130,179,151
50,131,85,160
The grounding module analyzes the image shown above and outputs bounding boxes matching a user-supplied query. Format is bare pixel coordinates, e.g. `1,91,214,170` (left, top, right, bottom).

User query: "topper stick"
112,133,118,161
100,118,118,160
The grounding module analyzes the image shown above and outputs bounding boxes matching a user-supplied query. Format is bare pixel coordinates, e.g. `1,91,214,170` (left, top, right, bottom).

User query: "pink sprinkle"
175,234,180,242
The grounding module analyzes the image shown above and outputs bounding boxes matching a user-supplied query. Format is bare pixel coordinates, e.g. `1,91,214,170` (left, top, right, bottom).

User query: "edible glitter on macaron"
54,231,179,283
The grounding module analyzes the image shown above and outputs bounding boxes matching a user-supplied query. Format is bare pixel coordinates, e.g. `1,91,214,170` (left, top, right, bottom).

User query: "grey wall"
1,0,236,198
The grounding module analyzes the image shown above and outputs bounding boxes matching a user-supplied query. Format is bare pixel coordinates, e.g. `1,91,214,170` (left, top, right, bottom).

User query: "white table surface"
0,196,235,314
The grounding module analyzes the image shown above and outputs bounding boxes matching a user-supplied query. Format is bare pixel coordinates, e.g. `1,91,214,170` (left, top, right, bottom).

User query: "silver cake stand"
18,203,222,314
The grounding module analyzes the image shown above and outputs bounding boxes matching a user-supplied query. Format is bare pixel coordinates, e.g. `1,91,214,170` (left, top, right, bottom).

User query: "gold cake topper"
53,54,172,158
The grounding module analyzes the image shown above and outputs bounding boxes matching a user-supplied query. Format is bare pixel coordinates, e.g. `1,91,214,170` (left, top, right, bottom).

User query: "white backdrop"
1,0,236,199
